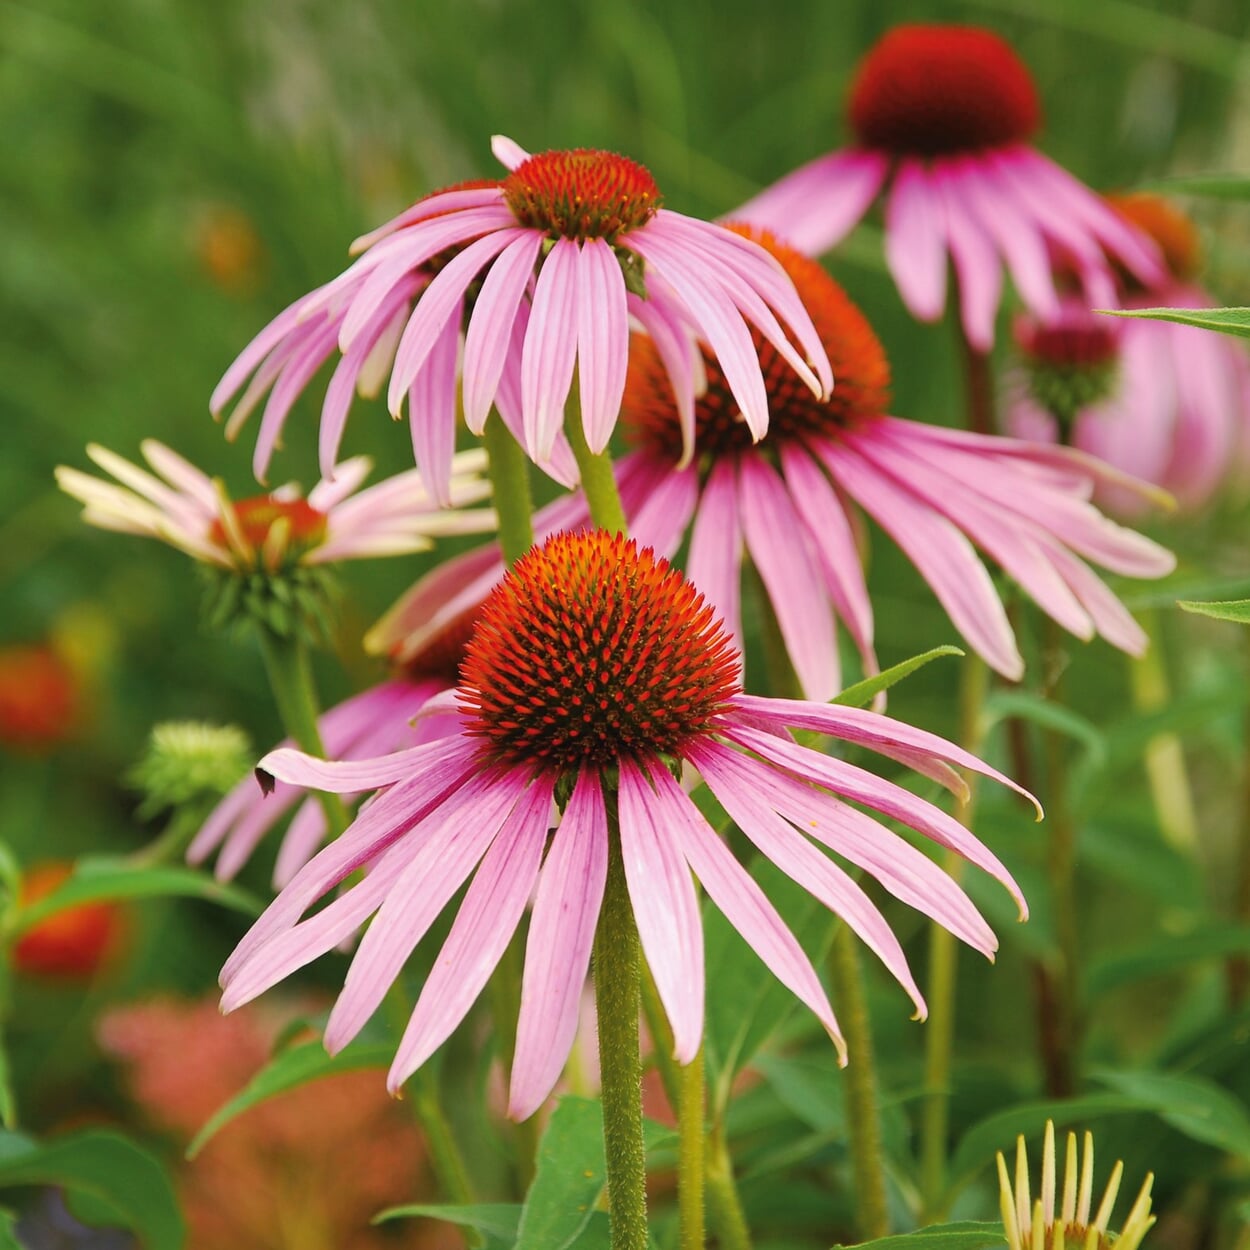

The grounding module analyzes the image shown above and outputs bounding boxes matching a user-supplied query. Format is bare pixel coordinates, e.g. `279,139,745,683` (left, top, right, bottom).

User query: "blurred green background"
4,0,1250,1240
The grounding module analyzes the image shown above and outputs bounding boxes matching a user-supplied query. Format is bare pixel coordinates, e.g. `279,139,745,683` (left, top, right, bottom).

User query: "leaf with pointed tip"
832,645,963,709
1136,173,1250,199
1101,306,1250,339
834,1223,1007,1250
373,1203,522,1246
1177,597,1250,624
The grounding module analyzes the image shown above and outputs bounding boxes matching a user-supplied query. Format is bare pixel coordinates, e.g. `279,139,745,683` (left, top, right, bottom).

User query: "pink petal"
627,292,701,466
617,757,705,1064
730,148,889,257
211,295,309,414
575,238,630,453
349,185,507,256
643,758,844,1056
491,134,530,172
739,454,840,700
689,739,926,1018
884,159,947,322
934,163,1002,351
407,303,462,506
521,237,581,461
509,769,610,1120
461,232,544,434
686,459,745,666
388,772,554,1091
253,319,341,482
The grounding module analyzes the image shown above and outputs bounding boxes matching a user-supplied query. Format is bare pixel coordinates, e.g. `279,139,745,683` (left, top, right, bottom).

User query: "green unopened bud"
1017,318,1121,437
128,721,252,819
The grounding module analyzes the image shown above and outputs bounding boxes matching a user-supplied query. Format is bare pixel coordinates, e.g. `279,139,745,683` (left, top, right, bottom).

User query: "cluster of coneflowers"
58,22,1198,1248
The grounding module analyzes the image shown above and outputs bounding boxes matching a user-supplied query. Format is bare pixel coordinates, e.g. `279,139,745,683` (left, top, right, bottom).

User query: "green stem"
1233,629,1250,1007
830,926,890,1239
1127,608,1197,853
679,1045,706,1250
958,335,996,436
483,410,535,567
490,931,540,1191
255,625,350,837
594,798,648,1250
566,395,628,535
706,1124,753,1250
919,654,988,1220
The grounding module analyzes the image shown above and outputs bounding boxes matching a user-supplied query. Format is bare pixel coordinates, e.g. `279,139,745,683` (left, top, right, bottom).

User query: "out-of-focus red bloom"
100,996,454,1250
12,863,122,980
0,645,78,754
194,205,267,296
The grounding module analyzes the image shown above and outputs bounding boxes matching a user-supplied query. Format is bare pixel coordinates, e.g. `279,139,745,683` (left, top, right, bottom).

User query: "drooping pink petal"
619,453,700,559
616,757,705,1064
818,439,1023,679
521,237,582,461
690,739,926,1018
388,772,554,1092
884,159,947,322
686,459,745,665
718,719,1028,918
738,454,840,700
642,758,844,1057
576,237,630,453
1043,544,1148,656
211,296,310,414
934,164,1002,351
407,304,462,506
322,766,538,1054
509,768,610,1120
349,184,507,256
461,232,544,434
271,799,332,890
731,148,889,257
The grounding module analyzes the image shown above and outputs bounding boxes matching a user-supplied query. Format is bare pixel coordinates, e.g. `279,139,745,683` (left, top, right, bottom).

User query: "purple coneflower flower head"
56,441,495,571
733,24,1163,349
212,137,832,485
1010,195,1250,516
220,529,1034,1120
611,229,1176,685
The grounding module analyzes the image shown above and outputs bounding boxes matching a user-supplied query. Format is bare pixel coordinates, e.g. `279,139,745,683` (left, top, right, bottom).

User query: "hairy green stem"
255,625,349,837
679,1045,707,1250
919,654,988,1219
566,396,628,535
706,1124,753,1250
594,799,648,1250
830,925,890,1239
483,410,535,567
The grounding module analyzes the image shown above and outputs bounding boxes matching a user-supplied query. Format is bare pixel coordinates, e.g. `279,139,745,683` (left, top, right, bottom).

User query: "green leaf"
949,1095,1140,1192
1177,598,1250,624
1087,926,1250,995
1092,1068,1250,1158
188,1038,394,1158
1135,173,1250,200
7,856,261,937
1100,306,1250,340
515,1096,606,1250
835,1222,1007,1250
0,1210,17,1250
374,1202,522,1245
983,692,1106,767
832,645,964,709
0,1129,183,1250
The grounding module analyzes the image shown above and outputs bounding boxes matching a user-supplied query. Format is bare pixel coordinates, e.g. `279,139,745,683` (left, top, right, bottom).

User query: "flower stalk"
482,410,535,566
594,795,649,1250
566,394,629,535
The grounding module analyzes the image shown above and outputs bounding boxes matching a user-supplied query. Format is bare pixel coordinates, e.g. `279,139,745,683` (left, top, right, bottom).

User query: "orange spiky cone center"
849,24,1040,156
460,531,739,770
503,150,661,242
624,226,890,463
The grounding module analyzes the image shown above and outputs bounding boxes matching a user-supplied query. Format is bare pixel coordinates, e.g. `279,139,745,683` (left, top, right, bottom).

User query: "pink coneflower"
189,623,471,888
733,24,1162,348
615,231,1176,684
1010,195,1250,516
220,529,1033,1120
212,137,832,483
56,441,494,571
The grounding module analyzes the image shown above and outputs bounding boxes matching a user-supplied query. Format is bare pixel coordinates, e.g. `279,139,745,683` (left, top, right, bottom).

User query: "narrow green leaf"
0,1129,183,1250
835,1222,1007,1250
7,856,261,937
1100,306,1250,340
1087,926,1250,995
1092,1068,1250,1158
515,1097,606,1250
374,1202,522,1244
0,1043,15,1131
1177,597,1250,624
949,1095,1140,1191
188,1039,394,1158
832,645,964,709
983,692,1105,766
1135,173,1250,200
0,1210,17,1250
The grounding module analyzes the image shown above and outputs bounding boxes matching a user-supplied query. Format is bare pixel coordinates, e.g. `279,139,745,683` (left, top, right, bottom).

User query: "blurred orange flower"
13,863,123,980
